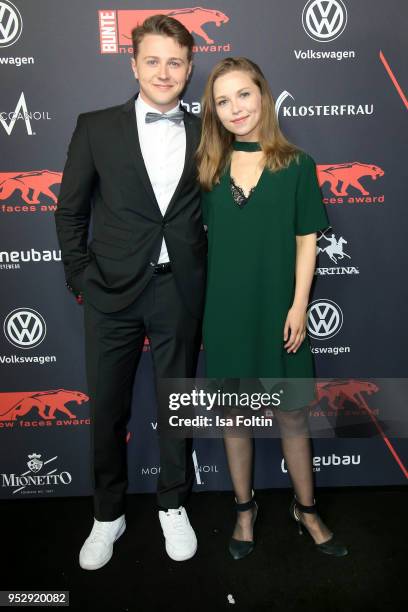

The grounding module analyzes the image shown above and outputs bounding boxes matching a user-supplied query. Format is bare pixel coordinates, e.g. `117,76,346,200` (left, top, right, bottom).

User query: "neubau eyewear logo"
282,453,360,473
302,0,347,42
0,0,22,48
3,308,46,349
0,247,61,270
0,92,52,135
99,7,231,54
307,299,343,340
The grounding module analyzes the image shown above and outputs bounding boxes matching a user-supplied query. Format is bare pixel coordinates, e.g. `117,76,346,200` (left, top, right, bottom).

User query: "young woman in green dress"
196,57,348,560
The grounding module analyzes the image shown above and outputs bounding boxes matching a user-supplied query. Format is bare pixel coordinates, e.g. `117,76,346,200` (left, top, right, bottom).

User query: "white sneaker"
158,506,197,561
79,514,126,570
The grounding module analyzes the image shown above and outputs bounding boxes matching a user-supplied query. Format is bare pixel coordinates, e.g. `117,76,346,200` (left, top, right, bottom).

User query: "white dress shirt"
135,95,186,264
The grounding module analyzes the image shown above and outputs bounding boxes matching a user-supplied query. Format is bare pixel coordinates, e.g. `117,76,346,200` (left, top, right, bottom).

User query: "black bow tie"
145,111,184,125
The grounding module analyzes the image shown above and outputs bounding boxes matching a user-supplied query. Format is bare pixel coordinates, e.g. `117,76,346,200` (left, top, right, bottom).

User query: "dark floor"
2,486,407,611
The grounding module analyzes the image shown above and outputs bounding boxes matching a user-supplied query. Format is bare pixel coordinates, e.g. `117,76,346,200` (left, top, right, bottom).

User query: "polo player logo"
117,7,229,45
317,230,351,264
0,170,62,204
317,163,384,196
0,389,89,421
302,0,347,42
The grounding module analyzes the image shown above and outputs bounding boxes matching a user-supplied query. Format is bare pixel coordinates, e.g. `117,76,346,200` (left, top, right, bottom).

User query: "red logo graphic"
312,379,378,414
317,162,385,205
379,50,408,111
0,389,89,427
0,170,62,213
99,7,230,54
311,380,407,479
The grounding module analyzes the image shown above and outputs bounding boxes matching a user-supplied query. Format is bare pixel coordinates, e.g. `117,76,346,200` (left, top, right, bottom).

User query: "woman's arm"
283,233,317,353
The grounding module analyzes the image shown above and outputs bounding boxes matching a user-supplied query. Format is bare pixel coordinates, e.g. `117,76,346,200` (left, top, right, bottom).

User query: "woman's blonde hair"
197,57,300,190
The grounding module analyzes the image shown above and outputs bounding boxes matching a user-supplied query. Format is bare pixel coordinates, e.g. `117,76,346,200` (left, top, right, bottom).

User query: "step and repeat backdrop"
1,0,407,499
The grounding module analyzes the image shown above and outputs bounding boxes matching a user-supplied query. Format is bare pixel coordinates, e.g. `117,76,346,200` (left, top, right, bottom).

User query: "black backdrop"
0,0,407,499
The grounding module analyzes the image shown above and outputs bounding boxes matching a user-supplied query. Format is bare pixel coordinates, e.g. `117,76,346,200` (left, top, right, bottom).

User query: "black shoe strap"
294,497,317,514
235,498,256,512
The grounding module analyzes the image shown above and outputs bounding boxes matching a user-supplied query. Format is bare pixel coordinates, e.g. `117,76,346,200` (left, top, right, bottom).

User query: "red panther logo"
311,380,407,479
317,163,384,196
0,170,62,204
118,7,229,45
0,389,88,421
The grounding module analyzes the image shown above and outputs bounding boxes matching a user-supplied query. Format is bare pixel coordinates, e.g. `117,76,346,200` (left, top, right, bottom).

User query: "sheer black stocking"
223,435,256,541
274,407,333,544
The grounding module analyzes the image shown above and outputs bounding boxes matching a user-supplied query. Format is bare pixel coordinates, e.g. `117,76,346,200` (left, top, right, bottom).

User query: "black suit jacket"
55,95,206,316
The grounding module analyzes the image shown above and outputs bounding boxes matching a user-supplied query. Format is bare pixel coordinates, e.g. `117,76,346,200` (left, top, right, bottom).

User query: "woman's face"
213,70,262,141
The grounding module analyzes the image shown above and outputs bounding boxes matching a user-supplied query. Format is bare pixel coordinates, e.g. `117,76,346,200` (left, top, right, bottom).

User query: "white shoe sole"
79,521,126,570
165,539,197,562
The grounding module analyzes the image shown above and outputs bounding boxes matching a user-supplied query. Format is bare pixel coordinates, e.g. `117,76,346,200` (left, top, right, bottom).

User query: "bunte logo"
99,7,230,54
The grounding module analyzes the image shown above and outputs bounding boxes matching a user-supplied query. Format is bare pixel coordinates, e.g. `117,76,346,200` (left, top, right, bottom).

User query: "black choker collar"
232,141,261,152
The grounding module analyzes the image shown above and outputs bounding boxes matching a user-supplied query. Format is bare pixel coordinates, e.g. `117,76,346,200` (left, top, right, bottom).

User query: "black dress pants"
83,271,201,521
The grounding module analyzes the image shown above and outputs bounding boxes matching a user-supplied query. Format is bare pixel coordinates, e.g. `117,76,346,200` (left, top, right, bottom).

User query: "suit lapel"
120,95,162,217
120,96,197,219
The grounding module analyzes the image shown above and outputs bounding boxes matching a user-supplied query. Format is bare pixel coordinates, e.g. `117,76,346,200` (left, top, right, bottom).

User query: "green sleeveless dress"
201,147,329,409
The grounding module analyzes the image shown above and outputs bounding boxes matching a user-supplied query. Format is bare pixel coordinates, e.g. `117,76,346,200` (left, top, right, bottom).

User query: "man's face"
131,34,192,112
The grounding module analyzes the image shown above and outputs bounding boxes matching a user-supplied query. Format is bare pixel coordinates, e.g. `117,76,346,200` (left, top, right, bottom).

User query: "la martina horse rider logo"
315,228,359,276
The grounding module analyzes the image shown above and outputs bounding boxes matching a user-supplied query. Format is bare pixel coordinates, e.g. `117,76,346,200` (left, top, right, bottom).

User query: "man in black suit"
54,15,206,570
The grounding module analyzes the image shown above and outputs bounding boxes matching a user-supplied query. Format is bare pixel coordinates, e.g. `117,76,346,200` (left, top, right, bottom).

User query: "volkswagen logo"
0,0,22,48
302,0,347,43
3,308,46,349
307,299,343,340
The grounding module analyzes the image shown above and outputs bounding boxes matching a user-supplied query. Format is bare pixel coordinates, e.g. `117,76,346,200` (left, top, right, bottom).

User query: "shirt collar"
135,94,181,119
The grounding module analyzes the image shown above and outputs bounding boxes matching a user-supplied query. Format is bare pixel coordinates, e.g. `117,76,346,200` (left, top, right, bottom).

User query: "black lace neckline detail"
230,176,255,208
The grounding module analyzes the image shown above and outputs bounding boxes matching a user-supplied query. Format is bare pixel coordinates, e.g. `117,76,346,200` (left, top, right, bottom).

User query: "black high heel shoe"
289,496,348,557
229,491,258,560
